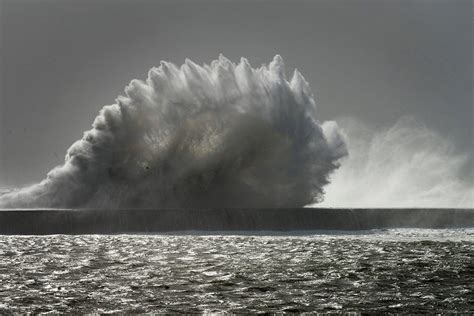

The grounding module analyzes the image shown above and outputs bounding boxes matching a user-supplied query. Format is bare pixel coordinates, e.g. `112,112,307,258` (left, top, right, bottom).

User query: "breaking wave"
0,55,347,208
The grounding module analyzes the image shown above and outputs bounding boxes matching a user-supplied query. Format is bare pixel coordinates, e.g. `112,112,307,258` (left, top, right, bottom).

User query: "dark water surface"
0,229,472,313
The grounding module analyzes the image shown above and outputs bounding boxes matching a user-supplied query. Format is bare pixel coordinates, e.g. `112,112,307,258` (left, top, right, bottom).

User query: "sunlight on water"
0,229,472,313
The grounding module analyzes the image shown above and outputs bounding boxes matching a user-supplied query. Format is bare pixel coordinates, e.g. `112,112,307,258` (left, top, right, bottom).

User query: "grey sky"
0,0,472,187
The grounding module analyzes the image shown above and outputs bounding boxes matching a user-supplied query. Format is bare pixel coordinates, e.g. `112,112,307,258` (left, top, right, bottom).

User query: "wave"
0,55,347,208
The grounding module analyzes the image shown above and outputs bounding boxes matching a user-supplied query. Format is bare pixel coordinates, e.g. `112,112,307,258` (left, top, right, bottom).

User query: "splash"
317,117,473,208
0,55,347,208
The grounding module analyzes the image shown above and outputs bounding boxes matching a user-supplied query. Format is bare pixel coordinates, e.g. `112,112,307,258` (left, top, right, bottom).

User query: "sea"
0,229,472,313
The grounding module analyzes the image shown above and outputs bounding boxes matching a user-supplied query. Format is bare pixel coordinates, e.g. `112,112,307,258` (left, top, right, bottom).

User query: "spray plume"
317,117,473,208
0,55,347,209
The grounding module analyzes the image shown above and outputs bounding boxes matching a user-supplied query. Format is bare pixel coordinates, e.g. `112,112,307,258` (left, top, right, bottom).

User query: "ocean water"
0,229,472,313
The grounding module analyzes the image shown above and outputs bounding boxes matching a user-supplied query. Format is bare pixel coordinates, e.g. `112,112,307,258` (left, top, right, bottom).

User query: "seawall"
0,208,473,235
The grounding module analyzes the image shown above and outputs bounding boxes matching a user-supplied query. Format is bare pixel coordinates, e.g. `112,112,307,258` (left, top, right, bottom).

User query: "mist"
317,117,473,208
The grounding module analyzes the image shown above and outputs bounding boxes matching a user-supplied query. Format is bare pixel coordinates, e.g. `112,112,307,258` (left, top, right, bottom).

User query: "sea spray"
317,117,473,208
0,55,347,208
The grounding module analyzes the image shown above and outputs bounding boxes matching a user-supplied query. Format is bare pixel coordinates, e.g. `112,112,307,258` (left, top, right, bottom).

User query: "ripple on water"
0,229,472,313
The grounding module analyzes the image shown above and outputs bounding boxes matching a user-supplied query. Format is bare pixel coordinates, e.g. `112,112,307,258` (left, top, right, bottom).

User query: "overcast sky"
0,0,472,187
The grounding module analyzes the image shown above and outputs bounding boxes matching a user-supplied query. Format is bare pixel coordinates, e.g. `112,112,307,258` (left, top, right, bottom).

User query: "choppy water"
0,229,472,313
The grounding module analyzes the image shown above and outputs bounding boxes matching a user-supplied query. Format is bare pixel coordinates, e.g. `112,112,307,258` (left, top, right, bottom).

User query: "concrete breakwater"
0,208,472,235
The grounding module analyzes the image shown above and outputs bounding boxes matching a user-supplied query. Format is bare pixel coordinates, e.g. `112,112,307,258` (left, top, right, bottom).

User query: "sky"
0,0,472,187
